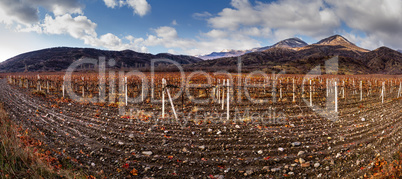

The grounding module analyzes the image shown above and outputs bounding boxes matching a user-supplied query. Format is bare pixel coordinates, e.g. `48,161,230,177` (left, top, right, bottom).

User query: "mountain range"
197,37,308,60
0,35,401,74
186,35,402,75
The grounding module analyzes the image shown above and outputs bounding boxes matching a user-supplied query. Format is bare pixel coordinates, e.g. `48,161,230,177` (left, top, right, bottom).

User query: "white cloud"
41,14,97,39
167,49,177,54
140,26,260,56
202,29,228,38
171,20,177,26
192,11,213,20
102,0,151,16
17,13,148,53
208,0,340,41
341,32,384,50
0,0,82,24
103,0,118,8
126,0,151,16
326,0,402,50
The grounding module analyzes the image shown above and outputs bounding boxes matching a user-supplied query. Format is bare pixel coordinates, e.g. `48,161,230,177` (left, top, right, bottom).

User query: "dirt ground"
0,79,401,178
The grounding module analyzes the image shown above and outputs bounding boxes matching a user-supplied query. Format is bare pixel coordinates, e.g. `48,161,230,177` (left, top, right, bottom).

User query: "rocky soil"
0,79,401,178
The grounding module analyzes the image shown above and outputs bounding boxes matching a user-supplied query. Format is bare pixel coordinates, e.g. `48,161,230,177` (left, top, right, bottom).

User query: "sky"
0,0,402,62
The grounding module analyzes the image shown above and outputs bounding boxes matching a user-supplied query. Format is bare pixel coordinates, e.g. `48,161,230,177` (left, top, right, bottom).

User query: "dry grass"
365,151,402,179
0,103,85,179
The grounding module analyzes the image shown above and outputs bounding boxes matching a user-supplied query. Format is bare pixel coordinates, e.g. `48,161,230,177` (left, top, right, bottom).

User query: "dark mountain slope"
0,47,202,72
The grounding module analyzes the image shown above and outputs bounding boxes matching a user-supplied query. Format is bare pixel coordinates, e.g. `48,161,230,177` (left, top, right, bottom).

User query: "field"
0,72,402,178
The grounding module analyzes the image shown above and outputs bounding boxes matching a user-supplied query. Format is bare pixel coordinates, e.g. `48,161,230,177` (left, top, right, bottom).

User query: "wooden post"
326,79,329,97
279,80,282,99
309,80,312,106
109,71,115,103
222,79,225,110
37,75,40,91
227,79,230,121
335,81,338,112
360,81,362,101
381,82,385,103
125,77,128,106
293,78,296,103
342,80,345,99
151,77,154,100
62,76,65,98
217,79,220,104
166,87,178,120
141,78,144,102
162,78,165,119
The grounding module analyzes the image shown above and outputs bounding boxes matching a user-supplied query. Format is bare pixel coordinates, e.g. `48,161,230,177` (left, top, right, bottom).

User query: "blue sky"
0,0,402,62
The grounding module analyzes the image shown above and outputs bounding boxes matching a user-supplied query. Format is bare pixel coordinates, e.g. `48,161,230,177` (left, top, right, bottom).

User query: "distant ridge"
186,35,402,75
198,37,308,60
0,47,202,72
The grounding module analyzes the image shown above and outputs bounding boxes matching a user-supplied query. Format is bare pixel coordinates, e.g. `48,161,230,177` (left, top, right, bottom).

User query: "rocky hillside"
186,35,402,75
198,38,308,60
0,47,202,72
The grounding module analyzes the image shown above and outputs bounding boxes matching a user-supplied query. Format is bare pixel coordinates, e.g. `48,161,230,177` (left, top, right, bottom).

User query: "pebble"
336,153,341,158
129,134,134,138
326,166,330,170
301,162,310,168
257,150,263,154
142,151,153,155
91,162,95,167
235,125,240,129
182,147,188,153
299,158,305,164
361,118,366,122
340,136,345,141
317,173,322,178
118,141,124,145
199,145,206,150
292,142,301,147
246,170,253,175
297,151,305,156
216,131,222,135
291,163,297,167
288,172,294,175
278,147,284,152
144,166,151,172
207,128,213,132
271,168,280,172
213,175,224,179
314,163,320,168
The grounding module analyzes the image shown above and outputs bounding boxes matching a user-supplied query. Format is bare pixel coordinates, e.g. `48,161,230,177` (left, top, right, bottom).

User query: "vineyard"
1,72,402,178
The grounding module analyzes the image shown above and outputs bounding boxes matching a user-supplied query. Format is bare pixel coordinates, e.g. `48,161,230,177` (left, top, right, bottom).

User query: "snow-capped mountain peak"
197,37,308,60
